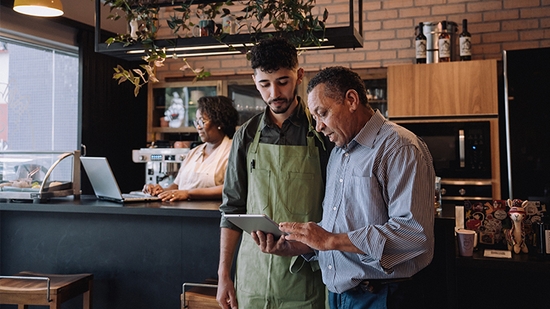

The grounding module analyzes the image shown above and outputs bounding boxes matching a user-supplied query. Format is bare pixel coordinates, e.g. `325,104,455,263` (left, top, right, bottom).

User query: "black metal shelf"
94,0,363,61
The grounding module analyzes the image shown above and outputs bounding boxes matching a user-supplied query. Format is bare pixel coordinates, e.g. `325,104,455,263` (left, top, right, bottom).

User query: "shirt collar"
261,96,305,129
347,109,386,149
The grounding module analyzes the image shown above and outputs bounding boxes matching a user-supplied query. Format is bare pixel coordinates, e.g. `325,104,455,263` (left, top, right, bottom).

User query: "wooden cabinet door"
387,60,498,118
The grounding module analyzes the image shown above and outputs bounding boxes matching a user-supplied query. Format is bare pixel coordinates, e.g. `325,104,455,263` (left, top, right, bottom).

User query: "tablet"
224,214,286,239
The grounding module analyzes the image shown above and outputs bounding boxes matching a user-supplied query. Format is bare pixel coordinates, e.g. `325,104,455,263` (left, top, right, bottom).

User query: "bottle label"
416,40,427,58
439,38,451,58
545,229,550,254
460,37,472,56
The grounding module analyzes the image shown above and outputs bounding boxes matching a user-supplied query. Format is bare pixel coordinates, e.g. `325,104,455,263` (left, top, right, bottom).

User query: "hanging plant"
103,0,328,96
241,0,328,48
104,0,164,96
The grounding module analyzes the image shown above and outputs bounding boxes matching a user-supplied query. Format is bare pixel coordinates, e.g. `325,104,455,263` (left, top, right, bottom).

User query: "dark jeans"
328,279,424,309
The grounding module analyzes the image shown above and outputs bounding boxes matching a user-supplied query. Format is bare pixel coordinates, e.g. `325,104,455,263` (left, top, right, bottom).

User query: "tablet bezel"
224,214,286,238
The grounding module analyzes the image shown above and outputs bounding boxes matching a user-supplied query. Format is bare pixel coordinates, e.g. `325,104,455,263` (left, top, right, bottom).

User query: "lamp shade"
13,0,64,17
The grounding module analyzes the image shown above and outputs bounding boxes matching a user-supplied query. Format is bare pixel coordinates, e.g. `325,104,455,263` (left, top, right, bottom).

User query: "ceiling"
0,0,127,34
62,0,127,34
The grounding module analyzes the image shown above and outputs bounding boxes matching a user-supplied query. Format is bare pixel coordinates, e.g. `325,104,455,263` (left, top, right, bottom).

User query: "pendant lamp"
13,0,64,17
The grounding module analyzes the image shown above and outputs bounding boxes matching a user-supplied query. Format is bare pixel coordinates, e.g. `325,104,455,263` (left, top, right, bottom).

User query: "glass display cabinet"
147,80,223,142
0,151,80,202
227,81,265,126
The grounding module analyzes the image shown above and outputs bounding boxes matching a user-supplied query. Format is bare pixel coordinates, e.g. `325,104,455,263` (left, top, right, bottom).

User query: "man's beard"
267,86,299,114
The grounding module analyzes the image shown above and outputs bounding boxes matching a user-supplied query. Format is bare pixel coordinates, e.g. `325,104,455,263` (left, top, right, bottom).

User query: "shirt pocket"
347,175,386,223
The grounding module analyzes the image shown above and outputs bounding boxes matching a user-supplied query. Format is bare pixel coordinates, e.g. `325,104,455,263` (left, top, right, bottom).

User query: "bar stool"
181,280,218,309
0,271,93,309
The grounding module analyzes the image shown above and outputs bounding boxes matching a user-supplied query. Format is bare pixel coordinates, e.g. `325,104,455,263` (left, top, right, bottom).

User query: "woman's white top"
173,135,232,190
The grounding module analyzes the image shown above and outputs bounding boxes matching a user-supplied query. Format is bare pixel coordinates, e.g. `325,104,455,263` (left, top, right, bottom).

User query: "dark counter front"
0,196,222,309
436,203,550,309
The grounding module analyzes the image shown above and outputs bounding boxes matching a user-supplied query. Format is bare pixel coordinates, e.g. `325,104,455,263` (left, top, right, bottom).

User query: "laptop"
80,157,160,203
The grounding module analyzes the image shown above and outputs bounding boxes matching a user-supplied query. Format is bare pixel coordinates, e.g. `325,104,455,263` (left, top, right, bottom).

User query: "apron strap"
250,103,325,157
249,115,265,155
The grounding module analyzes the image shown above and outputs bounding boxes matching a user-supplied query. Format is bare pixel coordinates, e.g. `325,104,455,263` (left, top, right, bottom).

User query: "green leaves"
105,0,329,95
179,58,212,82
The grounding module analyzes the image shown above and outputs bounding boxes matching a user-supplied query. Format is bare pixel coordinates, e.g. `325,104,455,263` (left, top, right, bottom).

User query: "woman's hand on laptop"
142,184,164,196
158,190,189,202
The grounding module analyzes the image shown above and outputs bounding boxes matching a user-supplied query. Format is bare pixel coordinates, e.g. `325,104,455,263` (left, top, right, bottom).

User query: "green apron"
235,110,326,308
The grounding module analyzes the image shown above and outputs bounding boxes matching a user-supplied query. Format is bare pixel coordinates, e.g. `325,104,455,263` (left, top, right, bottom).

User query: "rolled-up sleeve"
219,123,251,230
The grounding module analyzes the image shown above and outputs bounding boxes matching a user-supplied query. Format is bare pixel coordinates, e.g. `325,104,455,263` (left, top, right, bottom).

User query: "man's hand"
279,222,365,254
216,275,237,309
252,230,314,256
251,231,293,255
278,222,334,251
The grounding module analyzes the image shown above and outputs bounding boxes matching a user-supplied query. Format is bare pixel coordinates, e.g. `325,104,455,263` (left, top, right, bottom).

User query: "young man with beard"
216,37,332,309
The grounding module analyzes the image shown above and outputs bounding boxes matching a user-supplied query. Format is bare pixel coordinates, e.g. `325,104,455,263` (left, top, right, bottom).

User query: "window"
0,37,79,152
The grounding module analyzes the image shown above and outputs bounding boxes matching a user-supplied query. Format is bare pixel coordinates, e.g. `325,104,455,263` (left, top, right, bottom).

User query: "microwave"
398,120,493,200
398,121,492,180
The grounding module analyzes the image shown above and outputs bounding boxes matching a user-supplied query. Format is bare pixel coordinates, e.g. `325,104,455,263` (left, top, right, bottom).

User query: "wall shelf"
94,0,363,61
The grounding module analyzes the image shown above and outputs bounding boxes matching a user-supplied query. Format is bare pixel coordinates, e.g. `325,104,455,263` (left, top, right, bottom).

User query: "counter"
3,199,548,309
0,196,222,309
436,203,550,309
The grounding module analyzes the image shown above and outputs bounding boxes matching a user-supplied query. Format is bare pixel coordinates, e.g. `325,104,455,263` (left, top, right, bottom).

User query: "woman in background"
143,96,239,201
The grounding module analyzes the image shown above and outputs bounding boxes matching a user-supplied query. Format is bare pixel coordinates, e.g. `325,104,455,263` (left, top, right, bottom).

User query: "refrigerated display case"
0,151,80,202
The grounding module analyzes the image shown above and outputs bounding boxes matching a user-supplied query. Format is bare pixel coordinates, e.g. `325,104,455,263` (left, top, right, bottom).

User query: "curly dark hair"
197,96,239,138
249,37,298,73
307,66,369,107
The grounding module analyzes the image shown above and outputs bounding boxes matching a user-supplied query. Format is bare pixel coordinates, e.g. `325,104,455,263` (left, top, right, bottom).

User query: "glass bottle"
460,19,472,61
438,21,451,62
415,22,427,64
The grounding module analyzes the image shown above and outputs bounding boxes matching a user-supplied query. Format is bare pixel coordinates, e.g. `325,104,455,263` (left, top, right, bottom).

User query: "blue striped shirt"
317,110,435,293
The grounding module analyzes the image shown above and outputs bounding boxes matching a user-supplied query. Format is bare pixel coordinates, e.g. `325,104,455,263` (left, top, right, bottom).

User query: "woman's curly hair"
198,96,239,138
249,37,298,73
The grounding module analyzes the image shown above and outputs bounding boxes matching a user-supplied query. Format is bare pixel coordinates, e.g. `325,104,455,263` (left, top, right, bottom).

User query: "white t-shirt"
173,136,232,190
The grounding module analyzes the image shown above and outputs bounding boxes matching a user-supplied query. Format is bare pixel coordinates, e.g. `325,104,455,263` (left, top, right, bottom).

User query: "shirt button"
328,265,333,270
333,207,337,211
345,153,349,157
339,179,343,183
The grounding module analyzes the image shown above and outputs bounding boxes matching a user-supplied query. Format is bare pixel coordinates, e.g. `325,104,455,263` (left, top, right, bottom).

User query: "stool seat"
0,271,93,309
181,281,218,309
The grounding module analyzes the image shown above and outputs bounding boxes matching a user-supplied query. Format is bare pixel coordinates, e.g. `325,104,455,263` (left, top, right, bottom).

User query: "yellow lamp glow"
13,0,64,17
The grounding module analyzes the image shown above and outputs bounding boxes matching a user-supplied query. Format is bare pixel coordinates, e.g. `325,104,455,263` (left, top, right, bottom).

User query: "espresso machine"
132,148,190,188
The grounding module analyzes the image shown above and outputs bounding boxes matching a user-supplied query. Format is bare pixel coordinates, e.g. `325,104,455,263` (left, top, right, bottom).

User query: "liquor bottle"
438,21,451,62
415,22,427,64
460,19,472,61
535,215,550,258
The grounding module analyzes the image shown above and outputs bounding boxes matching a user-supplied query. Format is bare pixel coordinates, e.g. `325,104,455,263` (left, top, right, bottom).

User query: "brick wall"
155,0,550,80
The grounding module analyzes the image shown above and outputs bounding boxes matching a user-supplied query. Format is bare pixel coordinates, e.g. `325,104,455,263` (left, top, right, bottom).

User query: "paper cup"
455,228,477,257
